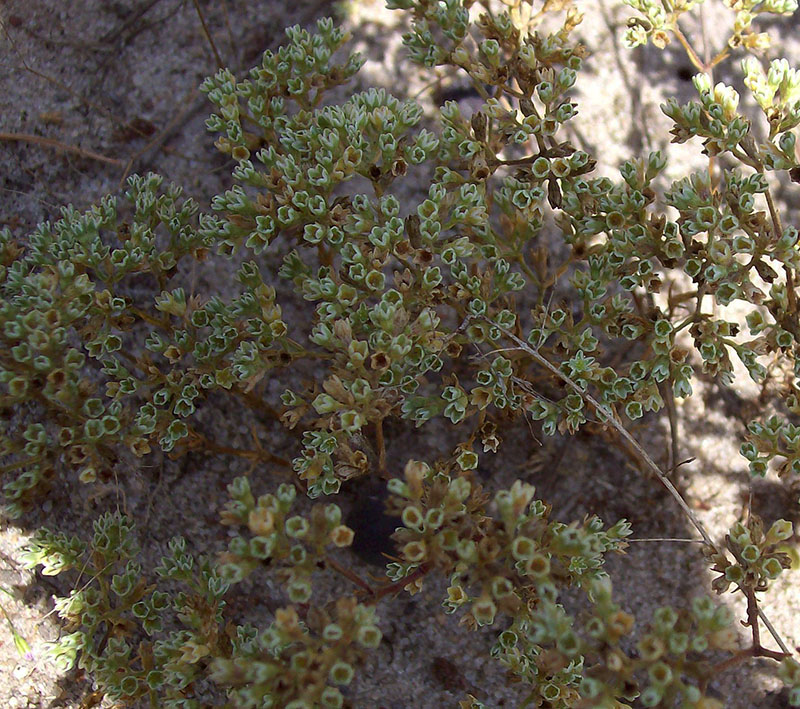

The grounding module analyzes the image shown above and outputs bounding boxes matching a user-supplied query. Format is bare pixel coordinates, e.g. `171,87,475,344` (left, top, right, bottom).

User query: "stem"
672,25,705,73
491,319,796,656
662,381,680,474
670,21,720,191
764,187,797,313
130,307,172,331
235,389,303,439
375,417,387,474
325,556,374,595
710,642,786,684
628,537,705,543
0,132,122,167
709,648,756,678
673,284,708,333
0,454,44,474
186,431,291,468
368,563,431,602
729,146,760,170
745,585,762,647
494,319,715,546
709,46,730,69
494,155,540,167
191,0,224,69
515,254,538,283
757,605,792,656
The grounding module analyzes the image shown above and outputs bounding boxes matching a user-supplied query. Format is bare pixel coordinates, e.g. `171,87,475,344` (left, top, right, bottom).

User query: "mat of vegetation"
1,1,800,707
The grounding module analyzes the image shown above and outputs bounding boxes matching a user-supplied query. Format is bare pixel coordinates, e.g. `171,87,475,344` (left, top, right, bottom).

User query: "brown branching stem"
368,563,431,602
118,88,204,187
181,430,291,469
494,320,714,545
324,556,374,595
374,417,387,473
672,25,705,74
129,307,173,331
709,644,788,683
661,381,680,475
327,557,432,603
670,22,722,191
704,587,788,691
0,455,44,474
236,389,303,439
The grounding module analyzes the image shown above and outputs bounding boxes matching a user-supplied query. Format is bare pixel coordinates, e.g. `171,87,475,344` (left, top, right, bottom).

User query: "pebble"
13,663,31,680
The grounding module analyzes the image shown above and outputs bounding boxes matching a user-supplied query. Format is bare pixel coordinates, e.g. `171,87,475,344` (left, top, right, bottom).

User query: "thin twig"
219,0,238,71
758,605,792,655
672,16,719,192
492,319,714,546
375,418,387,473
191,0,224,69
0,132,122,166
325,556,374,595
488,318,792,655
367,563,431,603
763,187,797,314
661,381,680,474
182,430,291,469
628,537,705,543
672,25,705,73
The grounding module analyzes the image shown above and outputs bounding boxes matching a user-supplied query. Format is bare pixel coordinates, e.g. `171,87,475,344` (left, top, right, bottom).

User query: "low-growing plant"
4,0,800,705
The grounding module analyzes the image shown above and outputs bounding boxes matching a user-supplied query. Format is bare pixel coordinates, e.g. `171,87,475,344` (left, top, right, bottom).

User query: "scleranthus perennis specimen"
5,1,800,706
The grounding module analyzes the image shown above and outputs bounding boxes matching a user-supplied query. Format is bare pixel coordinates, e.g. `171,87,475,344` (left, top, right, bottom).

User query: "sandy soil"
1,0,799,707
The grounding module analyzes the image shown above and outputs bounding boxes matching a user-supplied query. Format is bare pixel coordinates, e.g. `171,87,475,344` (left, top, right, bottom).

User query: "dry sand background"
1,0,799,706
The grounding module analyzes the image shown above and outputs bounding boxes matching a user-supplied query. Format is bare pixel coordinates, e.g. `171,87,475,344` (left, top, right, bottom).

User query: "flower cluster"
708,515,794,593
741,412,800,477
21,513,228,706
217,476,355,602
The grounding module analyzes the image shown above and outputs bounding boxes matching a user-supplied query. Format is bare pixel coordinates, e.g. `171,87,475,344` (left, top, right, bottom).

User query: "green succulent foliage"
209,596,381,709
741,411,800,477
385,461,747,706
4,1,800,707
386,461,631,614
21,513,229,707
217,476,356,602
571,584,740,709
780,657,800,707
707,516,794,593
0,171,292,517
21,503,373,709
623,0,797,51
